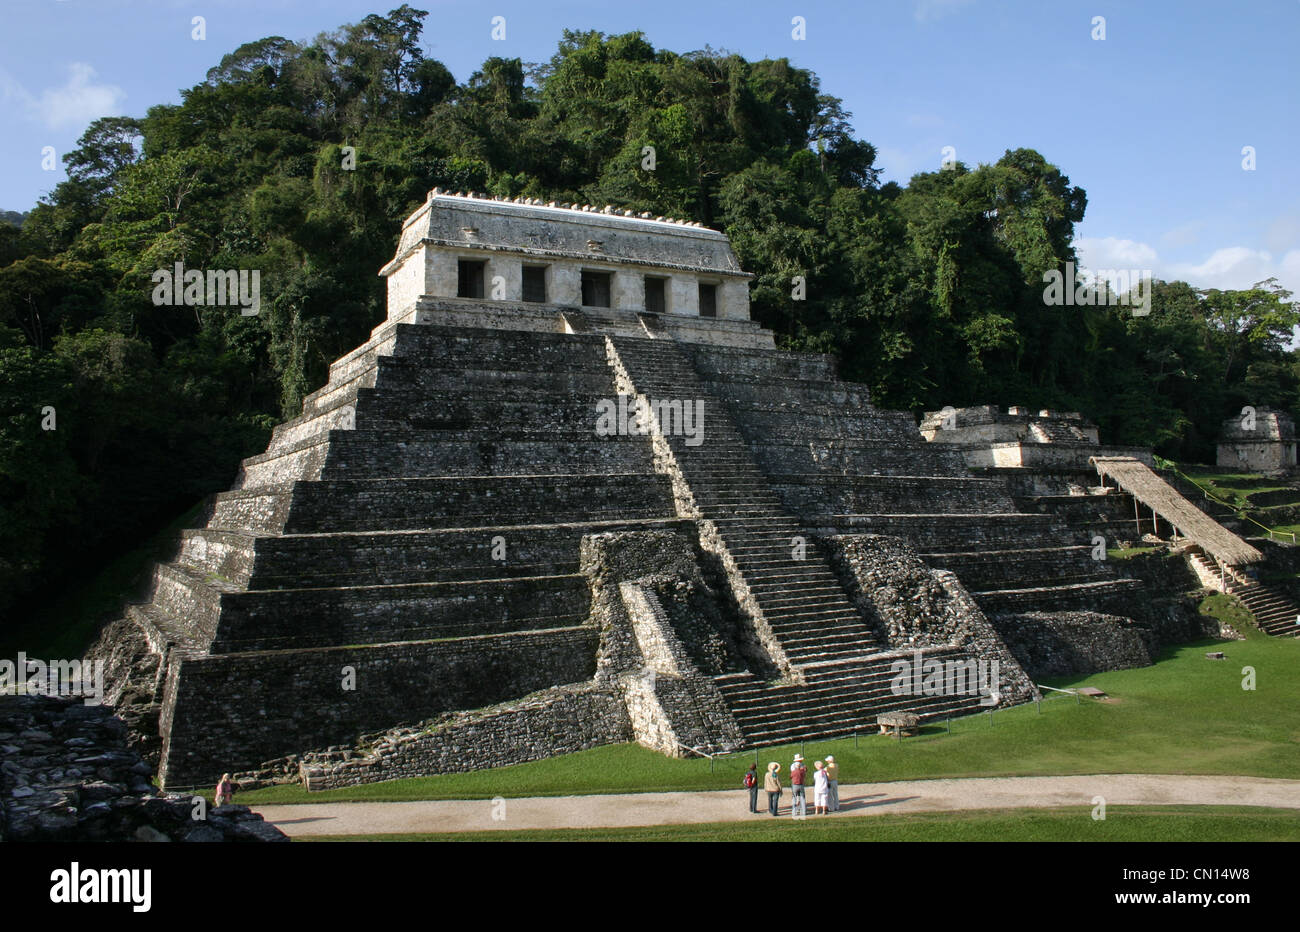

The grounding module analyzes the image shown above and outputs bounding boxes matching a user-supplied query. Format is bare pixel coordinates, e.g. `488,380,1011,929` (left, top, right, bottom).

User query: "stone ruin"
88,191,1211,791
1216,407,1297,473
919,404,1151,470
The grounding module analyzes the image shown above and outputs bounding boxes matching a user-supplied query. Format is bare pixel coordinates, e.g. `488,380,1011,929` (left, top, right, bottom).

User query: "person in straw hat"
813,760,829,815
763,762,782,817
825,755,840,812
789,753,807,819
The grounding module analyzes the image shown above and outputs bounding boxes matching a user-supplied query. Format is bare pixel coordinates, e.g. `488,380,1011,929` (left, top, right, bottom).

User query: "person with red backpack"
743,763,759,813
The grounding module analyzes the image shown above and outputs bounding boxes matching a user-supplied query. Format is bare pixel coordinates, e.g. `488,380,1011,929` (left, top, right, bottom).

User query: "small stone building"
1216,407,1297,472
919,404,1149,469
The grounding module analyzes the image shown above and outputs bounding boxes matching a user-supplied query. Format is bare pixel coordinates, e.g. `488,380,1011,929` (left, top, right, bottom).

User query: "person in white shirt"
813,760,829,815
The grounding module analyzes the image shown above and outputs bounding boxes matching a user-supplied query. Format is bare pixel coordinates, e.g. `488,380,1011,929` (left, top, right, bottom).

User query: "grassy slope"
1179,470,1300,539
296,805,1300,842
240,613,1300,805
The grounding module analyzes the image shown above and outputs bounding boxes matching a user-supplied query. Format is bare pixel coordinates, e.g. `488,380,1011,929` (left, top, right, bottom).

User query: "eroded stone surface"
0,695,286,842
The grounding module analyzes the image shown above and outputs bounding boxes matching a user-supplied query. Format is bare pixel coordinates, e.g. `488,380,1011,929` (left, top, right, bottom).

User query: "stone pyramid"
92,191,1149,789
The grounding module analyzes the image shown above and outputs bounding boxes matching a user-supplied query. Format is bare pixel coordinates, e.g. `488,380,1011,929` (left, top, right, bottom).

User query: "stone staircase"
1231,580,1300,637
605,334,885,670
681,343,1145,616
1189,551,1300,637
713,647,991,747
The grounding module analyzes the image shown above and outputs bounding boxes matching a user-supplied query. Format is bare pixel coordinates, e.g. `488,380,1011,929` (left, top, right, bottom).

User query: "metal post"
945,716,951,733
1036,698,1041,714
854,730,858,749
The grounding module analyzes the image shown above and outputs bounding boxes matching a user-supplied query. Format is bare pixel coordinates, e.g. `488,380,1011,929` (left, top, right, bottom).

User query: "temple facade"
380,189,769,348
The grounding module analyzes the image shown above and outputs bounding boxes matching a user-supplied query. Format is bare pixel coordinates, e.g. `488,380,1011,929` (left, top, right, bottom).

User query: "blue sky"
2,0,1297,294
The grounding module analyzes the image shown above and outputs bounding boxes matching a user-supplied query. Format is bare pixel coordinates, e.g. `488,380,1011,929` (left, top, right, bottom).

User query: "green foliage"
0,9,1296,628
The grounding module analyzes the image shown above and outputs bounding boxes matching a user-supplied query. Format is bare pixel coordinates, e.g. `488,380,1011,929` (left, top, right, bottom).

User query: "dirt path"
251,773,1300,837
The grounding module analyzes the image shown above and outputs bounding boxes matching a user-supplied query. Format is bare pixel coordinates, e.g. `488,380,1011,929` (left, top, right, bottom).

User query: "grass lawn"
1176,469,1300,541
294,805,1300,842
240,603,1300,806
1180,471,1290,507
1107,546,1159,559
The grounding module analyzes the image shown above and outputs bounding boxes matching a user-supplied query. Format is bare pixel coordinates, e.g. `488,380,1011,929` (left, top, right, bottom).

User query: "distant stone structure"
920,404,1150,469
1216,407,1297,472
91,193,1212,791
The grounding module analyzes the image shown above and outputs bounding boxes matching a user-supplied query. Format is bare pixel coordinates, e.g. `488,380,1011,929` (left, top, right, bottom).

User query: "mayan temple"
92,190,1239,790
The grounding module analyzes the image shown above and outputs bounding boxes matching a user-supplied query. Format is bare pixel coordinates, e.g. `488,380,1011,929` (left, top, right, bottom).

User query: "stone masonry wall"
990,612,1153,678
159,627,599,787
580,529,746,754
297,684,631,790
825,534,1037,703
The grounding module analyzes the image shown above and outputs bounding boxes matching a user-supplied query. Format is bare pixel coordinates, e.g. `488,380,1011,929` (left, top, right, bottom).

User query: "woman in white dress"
813,760,829,815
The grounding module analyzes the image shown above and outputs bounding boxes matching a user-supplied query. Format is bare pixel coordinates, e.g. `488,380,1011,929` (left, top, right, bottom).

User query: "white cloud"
40,63,125,129
1264,213,1300,256
875,145,924,183
1075,237,1159,272
0,62,125,130
1076,236,1300,295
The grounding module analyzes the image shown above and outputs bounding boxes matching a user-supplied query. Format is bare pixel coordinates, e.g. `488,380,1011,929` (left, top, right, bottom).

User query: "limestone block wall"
989,611,1154,677
157,627,600,787
960,442,1153,470
613,269,644,310
825,534,1037,703
1217,441,1296,471
772,474,1017,517
579,530,748,754
385,243,426,318
669,274,698,315
297,684,632,790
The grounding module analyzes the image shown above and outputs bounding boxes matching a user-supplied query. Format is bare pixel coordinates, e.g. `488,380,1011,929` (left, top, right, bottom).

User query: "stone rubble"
0,694,286,842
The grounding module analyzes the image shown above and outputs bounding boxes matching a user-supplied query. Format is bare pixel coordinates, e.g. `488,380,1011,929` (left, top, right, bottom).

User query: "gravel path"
252,773,1300,837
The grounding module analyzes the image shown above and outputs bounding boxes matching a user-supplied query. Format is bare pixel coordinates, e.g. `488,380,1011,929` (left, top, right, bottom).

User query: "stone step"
972,577,1144,612
735,697,985,746
210,573,593,653
184,519,681,589
747,583,845,598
